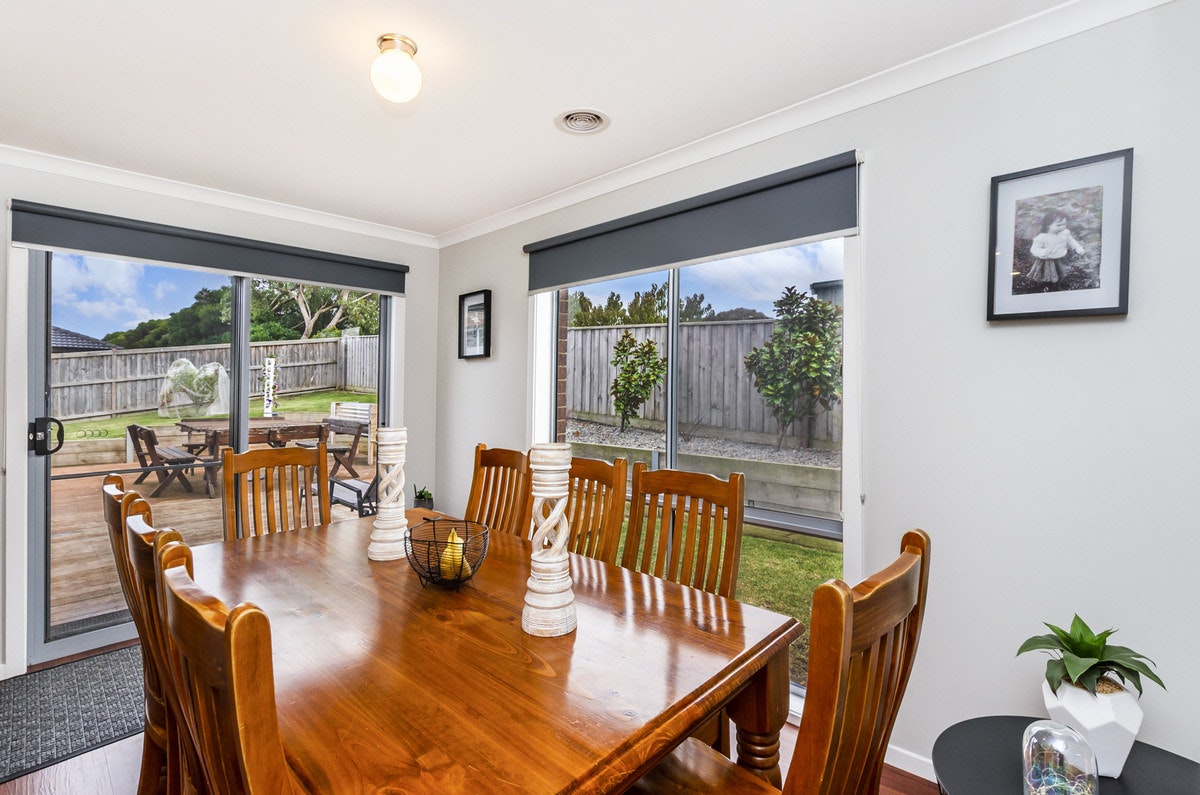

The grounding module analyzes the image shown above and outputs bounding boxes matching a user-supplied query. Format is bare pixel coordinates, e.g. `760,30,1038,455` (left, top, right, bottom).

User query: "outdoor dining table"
189,511,803,793
176,417,320,497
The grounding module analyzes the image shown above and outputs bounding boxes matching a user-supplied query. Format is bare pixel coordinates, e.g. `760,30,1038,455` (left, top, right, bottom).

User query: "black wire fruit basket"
404,518,490,589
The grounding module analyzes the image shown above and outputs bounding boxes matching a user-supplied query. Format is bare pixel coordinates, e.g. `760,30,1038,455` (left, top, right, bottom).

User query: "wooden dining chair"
124,500,208,795
101,476,168,795
464,443,533,537
621,463,746,755
221,443,330,542
563,456,627,563
156,538,311,794
621,463,746,598
629,529,932,795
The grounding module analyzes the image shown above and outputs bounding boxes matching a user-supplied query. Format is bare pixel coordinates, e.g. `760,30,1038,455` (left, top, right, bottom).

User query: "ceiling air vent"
555,109,610,135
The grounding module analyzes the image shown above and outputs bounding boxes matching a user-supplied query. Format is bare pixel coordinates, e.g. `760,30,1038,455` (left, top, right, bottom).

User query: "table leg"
726,646,791,786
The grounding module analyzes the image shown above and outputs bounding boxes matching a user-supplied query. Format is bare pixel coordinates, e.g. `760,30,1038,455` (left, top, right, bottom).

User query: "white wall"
0,157,441,675
437,0,1200,773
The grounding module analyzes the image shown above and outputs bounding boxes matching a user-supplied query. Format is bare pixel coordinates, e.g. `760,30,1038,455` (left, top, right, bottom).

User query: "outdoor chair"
329,475,378,517
221,443,330,541
156,538,311,794
628,529,931,795
464,443,533,537
330,401,377,465
127,424,200,498
297,417,366,477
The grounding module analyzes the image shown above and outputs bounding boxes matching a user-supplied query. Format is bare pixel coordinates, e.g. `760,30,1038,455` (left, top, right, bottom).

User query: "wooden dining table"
189,512,803,793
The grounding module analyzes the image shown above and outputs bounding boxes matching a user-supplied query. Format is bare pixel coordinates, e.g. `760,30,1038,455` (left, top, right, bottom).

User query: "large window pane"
558,238,846,688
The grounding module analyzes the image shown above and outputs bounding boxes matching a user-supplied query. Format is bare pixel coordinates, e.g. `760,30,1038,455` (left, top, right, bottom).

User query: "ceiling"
0,2,1099,243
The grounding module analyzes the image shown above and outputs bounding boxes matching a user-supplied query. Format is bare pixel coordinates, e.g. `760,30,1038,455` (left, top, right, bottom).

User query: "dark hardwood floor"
0,728,939,793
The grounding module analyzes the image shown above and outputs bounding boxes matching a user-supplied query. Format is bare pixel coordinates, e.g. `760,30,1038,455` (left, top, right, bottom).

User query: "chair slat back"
785,529,931,795
564,457,627,563
464,443,532,537
157,539,303,794
221,444,330,541
621,463,745,598
101,477,170,774
124,506,204,793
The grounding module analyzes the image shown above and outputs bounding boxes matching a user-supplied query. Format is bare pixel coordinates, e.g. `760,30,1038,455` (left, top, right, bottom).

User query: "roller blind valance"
10,200,408,294
524,150,857,292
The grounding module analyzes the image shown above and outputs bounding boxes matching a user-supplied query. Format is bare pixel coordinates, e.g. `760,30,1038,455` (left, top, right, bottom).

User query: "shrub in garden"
609,330,667,432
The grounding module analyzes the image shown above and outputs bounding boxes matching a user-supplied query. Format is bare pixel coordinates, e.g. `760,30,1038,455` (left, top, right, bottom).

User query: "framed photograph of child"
987,149,1132,321
458,289,492,358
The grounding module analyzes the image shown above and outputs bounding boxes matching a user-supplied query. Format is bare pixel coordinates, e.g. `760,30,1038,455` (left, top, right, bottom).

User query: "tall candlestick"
368,426,408,561
522,442,576,637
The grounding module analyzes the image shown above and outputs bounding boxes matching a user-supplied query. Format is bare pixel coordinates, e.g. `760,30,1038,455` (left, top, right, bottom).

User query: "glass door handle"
29,417,65,455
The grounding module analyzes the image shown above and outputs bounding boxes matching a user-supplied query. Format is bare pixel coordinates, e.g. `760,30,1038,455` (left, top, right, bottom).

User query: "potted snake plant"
1017,614,1164,777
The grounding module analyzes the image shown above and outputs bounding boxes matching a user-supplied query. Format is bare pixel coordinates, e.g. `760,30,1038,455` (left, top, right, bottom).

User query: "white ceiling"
0,2,1135,243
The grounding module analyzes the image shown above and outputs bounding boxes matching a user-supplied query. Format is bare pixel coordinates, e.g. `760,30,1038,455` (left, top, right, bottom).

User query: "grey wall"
437,0,1200,774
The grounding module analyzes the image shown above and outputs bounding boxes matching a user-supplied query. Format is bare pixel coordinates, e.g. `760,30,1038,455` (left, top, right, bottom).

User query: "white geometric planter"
1042,679,1143,777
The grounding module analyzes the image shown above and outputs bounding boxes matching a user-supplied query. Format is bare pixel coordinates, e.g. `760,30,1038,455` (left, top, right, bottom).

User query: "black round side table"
932,715,1200,795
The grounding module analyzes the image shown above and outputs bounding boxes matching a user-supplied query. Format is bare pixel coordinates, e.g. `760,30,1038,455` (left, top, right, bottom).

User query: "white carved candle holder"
522,442,576,637
368,426,409,561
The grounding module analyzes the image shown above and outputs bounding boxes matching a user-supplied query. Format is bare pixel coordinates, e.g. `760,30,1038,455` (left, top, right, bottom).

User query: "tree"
252,281,379,339
609,330,667,432
679,293,715,322
713,307,768,321
743,287,842,450
626,282,668,324
569,290,626,327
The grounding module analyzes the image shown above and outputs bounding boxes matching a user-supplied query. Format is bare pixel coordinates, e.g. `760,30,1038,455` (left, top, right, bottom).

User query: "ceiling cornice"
0,143,440,250
435,0,1173,248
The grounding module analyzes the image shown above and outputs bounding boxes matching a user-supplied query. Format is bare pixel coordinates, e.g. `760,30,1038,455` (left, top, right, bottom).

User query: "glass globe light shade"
371,46,422,103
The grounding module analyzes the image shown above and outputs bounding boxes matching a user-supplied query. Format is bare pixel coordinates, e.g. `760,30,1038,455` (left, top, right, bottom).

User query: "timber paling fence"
51,336,379,420
567,321,841,448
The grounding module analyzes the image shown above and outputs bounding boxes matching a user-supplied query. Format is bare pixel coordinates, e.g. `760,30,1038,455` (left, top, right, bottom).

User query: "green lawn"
61,390,376,438
736,526,842,686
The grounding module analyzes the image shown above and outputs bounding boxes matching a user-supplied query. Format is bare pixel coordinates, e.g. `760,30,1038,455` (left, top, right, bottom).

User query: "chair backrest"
464,443,532,537
101,477,169,740
330,401,376,463
127,426,151,468
124,502,200,793
564,457,628,563
221,443,330,541
157,538,303,794
621,463,745,598
784,529,932,795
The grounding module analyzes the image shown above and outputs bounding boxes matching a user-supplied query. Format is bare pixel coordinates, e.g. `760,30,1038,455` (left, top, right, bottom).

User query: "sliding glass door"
26,254,387,665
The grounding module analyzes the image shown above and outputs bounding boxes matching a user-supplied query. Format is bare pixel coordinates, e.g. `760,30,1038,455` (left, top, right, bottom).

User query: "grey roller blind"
10,200,407,294
524,150,857,292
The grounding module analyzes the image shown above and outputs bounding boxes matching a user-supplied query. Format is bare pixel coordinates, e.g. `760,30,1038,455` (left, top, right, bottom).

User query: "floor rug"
0,645,143,783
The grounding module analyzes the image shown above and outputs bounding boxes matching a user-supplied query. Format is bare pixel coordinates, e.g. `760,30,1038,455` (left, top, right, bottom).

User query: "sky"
50,238,844,341
572,238,844,315
51,254,229,341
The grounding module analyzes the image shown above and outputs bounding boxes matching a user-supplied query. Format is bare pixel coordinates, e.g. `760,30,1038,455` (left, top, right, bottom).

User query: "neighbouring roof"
51,326,121,353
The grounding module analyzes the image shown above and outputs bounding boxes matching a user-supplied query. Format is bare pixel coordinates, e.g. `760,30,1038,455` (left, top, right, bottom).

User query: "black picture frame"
987,149,1132,321
458,290,491,359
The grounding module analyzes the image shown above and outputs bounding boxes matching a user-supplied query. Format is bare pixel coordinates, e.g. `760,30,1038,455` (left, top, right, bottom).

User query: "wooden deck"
47,462,364,631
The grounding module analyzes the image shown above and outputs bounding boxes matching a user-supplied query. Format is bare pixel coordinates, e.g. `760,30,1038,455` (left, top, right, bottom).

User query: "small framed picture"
987,149,1132,321
458,290,491,359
